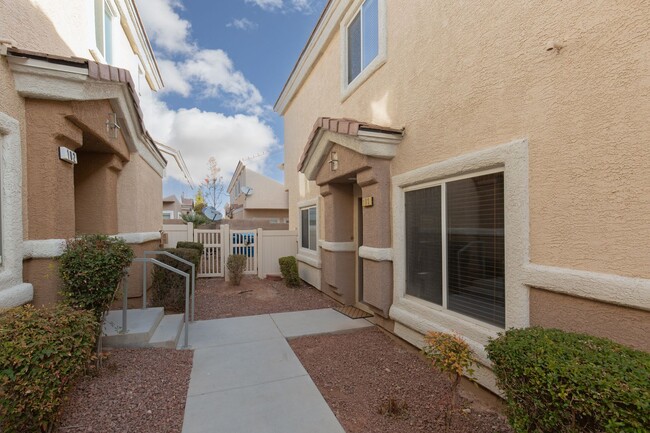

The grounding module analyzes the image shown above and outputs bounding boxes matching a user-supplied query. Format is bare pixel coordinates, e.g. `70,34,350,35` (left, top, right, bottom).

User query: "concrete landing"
181,308,371,433
103,308,187,349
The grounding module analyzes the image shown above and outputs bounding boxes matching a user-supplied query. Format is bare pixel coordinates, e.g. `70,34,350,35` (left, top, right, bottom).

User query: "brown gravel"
290,327,513,433
194,276,338,320
55,348,192,433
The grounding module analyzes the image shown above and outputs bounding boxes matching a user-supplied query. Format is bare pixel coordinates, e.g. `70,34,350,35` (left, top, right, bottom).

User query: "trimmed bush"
176,241,204,256
485,327,650,433
278,256,300,287
422,332,477,410
227,254,247,286
0,304,97,433
58,234,134,321
150,247,200,312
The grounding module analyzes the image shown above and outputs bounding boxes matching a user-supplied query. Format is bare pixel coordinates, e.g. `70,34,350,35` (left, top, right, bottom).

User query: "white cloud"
157,59,191,96
136,0,277,185
141,93,276,184
136,0,193,53
180,49,263,113
245,0,283,11
226,18,258,30
245,0,317,13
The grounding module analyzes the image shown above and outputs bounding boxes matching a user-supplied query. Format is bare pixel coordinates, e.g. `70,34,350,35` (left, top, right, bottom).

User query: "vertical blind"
404,172,505,327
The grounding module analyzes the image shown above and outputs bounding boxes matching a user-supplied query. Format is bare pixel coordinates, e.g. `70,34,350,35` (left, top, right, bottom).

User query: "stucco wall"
117,154,163,233
530,288,650,352
283,0,650,281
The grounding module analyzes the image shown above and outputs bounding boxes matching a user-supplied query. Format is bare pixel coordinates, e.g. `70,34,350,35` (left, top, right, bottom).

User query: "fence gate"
230,230,257,275
194,229,224,277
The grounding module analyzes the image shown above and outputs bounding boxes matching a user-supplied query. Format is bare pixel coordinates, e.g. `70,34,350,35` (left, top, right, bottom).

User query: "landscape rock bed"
290,327,513,433
55,348,192,433
194,276,338,320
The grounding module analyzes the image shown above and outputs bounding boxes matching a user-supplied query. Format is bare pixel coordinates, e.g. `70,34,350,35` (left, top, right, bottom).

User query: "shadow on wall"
0,0,75,57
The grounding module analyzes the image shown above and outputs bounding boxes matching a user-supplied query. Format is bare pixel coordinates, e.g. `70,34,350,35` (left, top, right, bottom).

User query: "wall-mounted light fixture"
106,113,121,139
328,150,339,172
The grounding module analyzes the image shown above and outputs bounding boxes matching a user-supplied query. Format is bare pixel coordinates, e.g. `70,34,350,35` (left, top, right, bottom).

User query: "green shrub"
176,241,204,256
58,234,134,321
278,256,300,287
227,254,247,286
0,304,97,433
181,212,209,227
150,248,200,312
485,327,650,433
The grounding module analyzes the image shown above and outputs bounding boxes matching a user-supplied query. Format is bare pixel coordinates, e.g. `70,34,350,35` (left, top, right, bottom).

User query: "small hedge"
150,247,200,312
58,234,134,321
278,256,300,287
0,304,97,433
176,241,204,256
485,327,650,433
227,254,247,286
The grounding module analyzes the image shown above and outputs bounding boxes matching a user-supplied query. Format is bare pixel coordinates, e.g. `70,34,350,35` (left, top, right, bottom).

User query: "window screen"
362,0,379,68
347,12,362,84
104,8,113,63
405,186,443,305
446,173,505,327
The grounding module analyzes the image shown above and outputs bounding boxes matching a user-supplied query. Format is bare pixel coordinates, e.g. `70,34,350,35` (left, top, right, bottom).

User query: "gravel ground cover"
290,327,513,433
194,276,338,320
55,348,192,433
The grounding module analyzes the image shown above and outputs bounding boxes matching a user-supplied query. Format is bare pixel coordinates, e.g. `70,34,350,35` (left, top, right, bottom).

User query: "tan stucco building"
226,161,289,223
0,0,166,308
276,0,650,391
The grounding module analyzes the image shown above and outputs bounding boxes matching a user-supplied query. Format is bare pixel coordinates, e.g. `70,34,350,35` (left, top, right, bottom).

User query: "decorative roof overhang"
4,48,167,175
298,117,404,181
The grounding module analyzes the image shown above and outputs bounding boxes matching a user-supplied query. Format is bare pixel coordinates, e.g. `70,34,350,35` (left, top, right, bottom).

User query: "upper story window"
95,0,115,64
341,0,386,98
347,0,379,84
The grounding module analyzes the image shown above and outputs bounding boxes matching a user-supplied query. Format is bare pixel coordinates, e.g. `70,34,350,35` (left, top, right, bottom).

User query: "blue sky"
135,0,326,207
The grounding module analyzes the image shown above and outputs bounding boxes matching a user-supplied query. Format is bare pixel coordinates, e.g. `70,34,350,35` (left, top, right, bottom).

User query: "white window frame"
162,210,173,220
297,198,320,267
300,205,318,251
403,168,505,325
391,139,530,348
92,0,116,65
340,0,387,101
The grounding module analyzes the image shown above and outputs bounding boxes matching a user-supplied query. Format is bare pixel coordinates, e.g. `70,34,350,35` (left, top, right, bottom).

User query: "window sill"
341,55,387,103
297,249,321,268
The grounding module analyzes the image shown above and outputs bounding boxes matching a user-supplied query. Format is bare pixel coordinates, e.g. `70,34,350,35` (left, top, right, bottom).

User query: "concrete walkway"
181,308,373,433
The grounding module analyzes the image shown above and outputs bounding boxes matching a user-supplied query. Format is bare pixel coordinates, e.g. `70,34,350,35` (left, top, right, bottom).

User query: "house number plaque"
362,196,374,207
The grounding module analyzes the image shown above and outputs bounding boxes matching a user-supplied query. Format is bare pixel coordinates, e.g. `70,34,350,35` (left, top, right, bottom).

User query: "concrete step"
102,307,165,348
149,314,185,349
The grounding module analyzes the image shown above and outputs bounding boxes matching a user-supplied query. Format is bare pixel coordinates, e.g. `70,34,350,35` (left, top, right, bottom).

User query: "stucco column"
319,183,356,304
358,163,393,316
74,153,123,235
25,100,81,240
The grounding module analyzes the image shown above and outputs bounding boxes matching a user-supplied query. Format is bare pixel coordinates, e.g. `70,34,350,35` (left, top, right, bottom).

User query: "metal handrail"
142,251,196,322
122,257,191,348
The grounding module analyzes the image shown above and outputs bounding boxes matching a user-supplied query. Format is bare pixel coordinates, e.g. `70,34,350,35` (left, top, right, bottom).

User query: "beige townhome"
276,0,650,390
226,161,289,223
0,0,166,308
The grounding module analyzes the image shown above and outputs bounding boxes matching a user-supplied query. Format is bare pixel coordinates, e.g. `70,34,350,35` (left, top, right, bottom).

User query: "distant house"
226,161,289,224
163,195,194,220
275,0,650,391
0,0,166,308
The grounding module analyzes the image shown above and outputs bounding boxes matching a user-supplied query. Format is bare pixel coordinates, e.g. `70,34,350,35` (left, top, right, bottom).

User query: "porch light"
106,112,121,139
328,151,339,171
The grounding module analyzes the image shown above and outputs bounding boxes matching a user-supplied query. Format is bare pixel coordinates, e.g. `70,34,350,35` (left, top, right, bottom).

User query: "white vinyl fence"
162,223,297,279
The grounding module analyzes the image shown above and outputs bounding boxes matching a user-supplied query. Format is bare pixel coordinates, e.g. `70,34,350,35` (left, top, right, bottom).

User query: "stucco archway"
299,118,403,316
